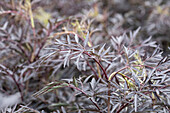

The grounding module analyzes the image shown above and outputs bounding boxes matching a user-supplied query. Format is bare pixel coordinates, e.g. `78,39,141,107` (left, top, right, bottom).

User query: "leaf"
98,44,106,55
75,34,79,43
138,92,150,99
101,47,110,57
111,37,118,50
128,50,137,58
61,106,66,113
126,92,134,99
90,78,96,89
75,53,81,70
130,68,140,87
144,68,156,84
1,22,8,30
134,94,138,112
84,31,89,47
73,76,78,87
83,75,93,83
67,35,71,44
142,36,152,44
111,103,119,112
83,61,87,71
161,74,167,83
101,58,112,64
157,56,168,66
63,50,71,68
123,46,129,56
109,72,116,81
55,39,64,45
50,103,69,107
33,82,68,97
133,27,141,38
24,0,35,28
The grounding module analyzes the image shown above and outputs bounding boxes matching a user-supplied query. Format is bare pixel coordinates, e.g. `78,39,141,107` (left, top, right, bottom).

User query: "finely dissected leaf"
144,68,156,84
33,82,68,97
151,46,160,57
111,37,118,50
126,92,134,99
61,106,66,113
111,103,119,112
157,56,168,66
117,36,124,45
1,22,8,30
108,72,116,81
63,50,71,68
51,63,63,77
90,78,96,89
138,92,150,99
75,53,81,70
50,103,69,107
142,36,152,44
67,35,71,44
23,0,34,28
134,94,137,112
161,74,167,83
101,58,112,64
84,31,89,47
101,47,110,57
83,75,94,83
132,27,141,39
55,39,64,44
130,68,140,87
123,45,129,56
83,61,87,71
73,76,78,87
32,86,50,97
98,44,106,55
128,50,137,59
75,34,79,43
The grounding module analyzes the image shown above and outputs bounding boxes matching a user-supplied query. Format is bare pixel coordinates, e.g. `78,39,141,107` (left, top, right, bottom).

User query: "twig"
83,51,108,80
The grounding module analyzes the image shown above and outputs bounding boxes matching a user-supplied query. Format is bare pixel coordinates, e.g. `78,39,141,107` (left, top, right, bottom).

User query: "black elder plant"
0,0,170,113
33,28,170,113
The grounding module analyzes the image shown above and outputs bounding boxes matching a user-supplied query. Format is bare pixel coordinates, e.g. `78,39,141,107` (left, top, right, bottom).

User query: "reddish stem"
83,51,108,80
1,67,23,101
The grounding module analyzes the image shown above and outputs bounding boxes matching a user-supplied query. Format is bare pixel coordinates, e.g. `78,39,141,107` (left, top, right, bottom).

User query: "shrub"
0,0,169,113
33,28,170,112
